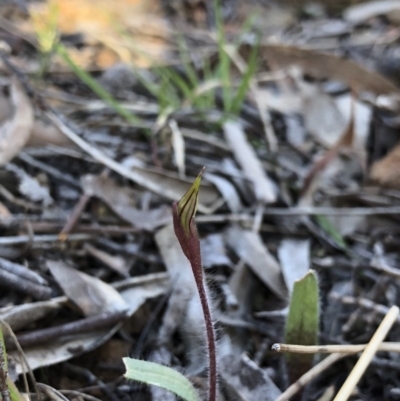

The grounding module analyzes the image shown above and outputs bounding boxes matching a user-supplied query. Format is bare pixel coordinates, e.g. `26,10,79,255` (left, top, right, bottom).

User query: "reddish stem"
172,202,217,401
192,263,217,401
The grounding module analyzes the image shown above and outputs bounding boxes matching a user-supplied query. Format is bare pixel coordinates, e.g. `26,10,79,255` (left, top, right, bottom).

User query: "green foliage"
55,44,140,125
123,357,200,401
284,270,320,384
30,1,59,76
214,0,259,119
135,0,259,119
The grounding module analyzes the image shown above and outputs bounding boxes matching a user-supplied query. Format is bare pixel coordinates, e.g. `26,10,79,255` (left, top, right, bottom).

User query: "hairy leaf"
124,357,200,401
284,270,319,384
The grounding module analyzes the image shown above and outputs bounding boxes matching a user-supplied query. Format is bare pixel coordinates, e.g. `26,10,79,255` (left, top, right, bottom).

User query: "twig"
0,256,47,285
264,206,400,216
330,294,398,322
274,353,346,401
9,311,129,351
197,204,400,224
0,233,92,245
59,193,91,240
333,306,399,401
272,342,400,354
0,257,51,300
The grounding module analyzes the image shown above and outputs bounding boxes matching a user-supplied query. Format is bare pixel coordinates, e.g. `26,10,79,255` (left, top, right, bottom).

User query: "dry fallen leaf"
28,119,75,148
262,44,399,95
82,173,171,231
278,239,310,293
225,225,288,299
0,77,34,165
220,354,281,401
47,260,128,316
223,121,277,204
370,142,400,189
303,87,347,147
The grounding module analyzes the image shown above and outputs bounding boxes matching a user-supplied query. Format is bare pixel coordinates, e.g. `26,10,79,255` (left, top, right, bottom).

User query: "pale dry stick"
333,305,400,401
274,353,347,401
273,342,400,354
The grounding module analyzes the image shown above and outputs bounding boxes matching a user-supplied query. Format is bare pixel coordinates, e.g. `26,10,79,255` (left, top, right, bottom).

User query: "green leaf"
123,357,200,401
284,270,320,384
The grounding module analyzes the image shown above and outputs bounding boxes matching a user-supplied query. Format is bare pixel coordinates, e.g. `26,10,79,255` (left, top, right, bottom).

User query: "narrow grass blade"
55,44,140,125
230,35,259,115
123,357,200,401
284,270,320,385
214,0,231,114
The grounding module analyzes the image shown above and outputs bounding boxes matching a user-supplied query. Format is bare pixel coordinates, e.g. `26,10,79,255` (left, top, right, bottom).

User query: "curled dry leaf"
0,77,34,165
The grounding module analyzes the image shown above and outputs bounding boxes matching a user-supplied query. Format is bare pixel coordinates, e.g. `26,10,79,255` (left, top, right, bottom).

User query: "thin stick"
264,206,400,216
333,305,400,401
275,353,346,401
272,342,400,354
59,193,91,240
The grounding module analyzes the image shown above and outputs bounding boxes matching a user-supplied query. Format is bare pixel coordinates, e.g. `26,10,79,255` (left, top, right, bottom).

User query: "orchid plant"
172,167,217,401
124,169,216,401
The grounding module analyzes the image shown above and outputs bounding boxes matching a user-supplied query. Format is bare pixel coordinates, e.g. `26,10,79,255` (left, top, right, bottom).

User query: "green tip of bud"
176,167,204,237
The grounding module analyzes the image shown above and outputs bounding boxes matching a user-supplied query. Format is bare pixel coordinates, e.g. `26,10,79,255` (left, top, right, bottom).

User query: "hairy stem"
172,202,217,401
192,264,217,401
